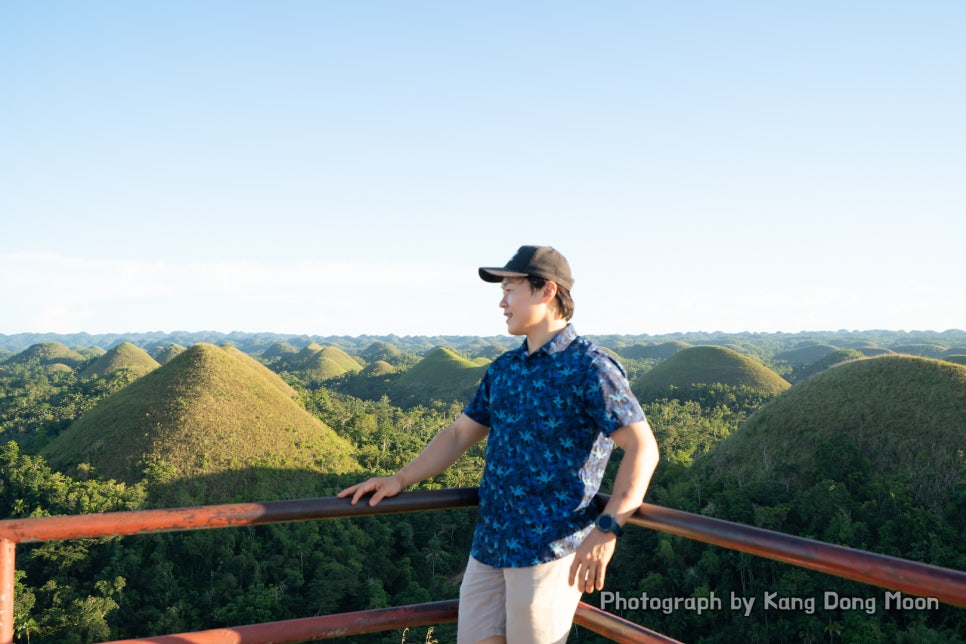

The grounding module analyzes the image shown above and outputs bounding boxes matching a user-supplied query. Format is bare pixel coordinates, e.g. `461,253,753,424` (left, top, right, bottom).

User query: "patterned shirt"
463,324,646,568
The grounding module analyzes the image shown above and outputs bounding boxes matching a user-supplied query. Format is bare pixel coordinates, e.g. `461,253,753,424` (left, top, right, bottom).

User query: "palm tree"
14,615,39,644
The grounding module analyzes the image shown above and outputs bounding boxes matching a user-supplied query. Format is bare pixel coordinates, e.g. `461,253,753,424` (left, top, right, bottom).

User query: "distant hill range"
700,355,966,510
41,343,358,505
6,328,966,359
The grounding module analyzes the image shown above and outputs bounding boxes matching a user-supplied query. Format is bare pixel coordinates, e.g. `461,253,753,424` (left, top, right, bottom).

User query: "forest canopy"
1,328,965,642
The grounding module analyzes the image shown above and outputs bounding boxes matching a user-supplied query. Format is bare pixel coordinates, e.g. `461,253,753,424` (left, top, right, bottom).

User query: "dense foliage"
1,330,964,642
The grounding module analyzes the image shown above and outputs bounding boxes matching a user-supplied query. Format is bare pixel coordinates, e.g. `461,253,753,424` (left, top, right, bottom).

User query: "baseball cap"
478,245,574,290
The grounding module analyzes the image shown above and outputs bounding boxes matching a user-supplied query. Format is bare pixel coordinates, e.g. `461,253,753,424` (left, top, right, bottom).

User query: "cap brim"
479,267,529,283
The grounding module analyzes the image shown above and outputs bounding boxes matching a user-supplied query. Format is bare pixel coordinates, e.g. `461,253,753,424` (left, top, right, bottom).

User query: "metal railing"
1,487,965,643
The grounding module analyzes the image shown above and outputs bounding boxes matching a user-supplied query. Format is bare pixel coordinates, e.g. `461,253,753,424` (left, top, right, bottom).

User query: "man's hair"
527,276,575,321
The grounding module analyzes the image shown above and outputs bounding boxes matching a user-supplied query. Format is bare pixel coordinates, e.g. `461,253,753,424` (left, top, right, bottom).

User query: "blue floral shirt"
463,324,646,568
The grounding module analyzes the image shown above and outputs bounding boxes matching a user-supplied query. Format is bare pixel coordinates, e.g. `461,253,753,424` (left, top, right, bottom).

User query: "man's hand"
569,528,618,593
337,475,403,506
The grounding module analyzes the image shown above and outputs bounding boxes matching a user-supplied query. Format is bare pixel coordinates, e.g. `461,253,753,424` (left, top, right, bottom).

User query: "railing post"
0,538,14,644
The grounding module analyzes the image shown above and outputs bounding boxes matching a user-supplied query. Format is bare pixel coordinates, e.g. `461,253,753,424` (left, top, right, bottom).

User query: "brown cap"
478,245,574,290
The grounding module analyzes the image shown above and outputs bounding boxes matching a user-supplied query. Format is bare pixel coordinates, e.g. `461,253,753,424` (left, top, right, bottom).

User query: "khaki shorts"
457,554,583,644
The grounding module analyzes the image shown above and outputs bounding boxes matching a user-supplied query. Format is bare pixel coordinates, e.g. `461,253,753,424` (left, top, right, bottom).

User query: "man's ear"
541,281,558,304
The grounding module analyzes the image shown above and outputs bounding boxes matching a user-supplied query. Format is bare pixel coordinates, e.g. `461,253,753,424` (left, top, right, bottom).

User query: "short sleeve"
585,353,645,436
463,369,492,427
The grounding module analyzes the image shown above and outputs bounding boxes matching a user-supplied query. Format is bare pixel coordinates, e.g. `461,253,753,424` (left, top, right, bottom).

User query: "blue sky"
3,2,964,337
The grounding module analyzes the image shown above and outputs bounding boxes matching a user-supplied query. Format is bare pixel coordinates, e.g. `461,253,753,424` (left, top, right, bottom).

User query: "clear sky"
3,2,964,338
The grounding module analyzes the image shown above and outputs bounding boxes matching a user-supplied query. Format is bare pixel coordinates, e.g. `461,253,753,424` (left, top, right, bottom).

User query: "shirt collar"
511,323,578,359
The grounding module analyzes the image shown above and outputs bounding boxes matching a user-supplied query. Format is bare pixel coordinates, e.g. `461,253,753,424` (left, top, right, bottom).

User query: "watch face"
598,514,615,531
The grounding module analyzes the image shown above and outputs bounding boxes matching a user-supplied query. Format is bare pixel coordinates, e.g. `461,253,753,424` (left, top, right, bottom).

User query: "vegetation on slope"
786,347,865,383
702,355,966,509
40,343,358,504
279,343,364,382
151,343,187,364
80,342,160,379
632,345,790,402
774,343,839,365
618,340,690,361
2,342,86,369
388,347,488,408
5,330,966,642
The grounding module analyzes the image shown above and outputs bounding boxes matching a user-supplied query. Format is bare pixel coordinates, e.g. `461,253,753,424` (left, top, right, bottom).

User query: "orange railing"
1,487,965,643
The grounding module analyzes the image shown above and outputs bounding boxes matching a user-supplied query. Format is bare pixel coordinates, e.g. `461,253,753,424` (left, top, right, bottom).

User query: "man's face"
499,277,546,336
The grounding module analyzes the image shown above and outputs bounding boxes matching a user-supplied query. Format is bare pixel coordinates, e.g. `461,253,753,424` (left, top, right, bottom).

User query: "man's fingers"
369,487,389,506
336,484,360,501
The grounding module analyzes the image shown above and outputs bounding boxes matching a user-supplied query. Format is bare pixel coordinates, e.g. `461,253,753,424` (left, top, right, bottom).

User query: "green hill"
219,344,298,398
389,347,488,407
891,343,946,358
619,341,691,361
360,340,405,363
359,340,422,368
80,342,160,379
853,346,893,357
361,360,397,377
76,346,107,360
701,355,966,508
283,343,363,380
774,343,839,365
632,345,790,401
787,347,865,383
260,341,299,362
4,342,86,369
152,343,187,364
41,343,358,505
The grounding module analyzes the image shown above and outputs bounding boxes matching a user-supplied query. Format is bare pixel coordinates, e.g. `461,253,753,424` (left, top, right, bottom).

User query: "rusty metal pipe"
0,539,14,644
627,501,966,609
105,600,459,643
0,488,479,545
574,601,684,643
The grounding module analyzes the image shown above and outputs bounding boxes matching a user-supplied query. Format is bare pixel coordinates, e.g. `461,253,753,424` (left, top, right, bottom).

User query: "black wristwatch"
595,513,624,538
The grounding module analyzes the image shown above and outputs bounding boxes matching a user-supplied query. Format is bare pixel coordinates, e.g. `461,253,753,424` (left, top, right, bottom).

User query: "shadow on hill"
143,466,364,509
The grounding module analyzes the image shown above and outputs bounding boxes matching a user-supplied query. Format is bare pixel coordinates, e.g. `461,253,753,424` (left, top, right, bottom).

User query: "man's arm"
569,419,660,593
338,413,488,506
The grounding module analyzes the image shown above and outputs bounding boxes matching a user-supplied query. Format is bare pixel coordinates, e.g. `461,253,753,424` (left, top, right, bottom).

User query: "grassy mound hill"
632,345,790,401
284,343,363,380
619,341,690,361
260,341,299,362
41,343,358,505
4,342,86,369
853,346,893,357
787,348,865,383
891,343,946,358
76,346,107,359
361,360,396,377
390,347,488,407
701,355,966,508
80,342,160,379
359,340,423,368
218,344,298,398
152,343,187,364
774,343,839,365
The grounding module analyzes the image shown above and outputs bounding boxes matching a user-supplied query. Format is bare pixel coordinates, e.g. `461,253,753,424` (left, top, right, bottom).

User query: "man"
340,245,659,643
